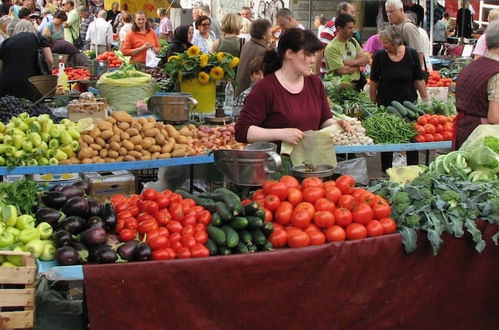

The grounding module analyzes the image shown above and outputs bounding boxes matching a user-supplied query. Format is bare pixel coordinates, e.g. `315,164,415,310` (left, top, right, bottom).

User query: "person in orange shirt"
121,11,160,64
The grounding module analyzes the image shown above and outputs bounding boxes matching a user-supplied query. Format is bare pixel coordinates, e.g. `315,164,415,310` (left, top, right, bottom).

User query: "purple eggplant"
87,216,105,229
60,216,86,235
87,199,102,217
134,242,152,261
51,185,64,192
35,207,63,227
54,229,74,248
71,241,87,252
60,184,85,199
79,227,107,246
93,245,118,264
117,240,139,261
56,246,80,265
99,202,117,231
61,196,89,217
41,191,67,209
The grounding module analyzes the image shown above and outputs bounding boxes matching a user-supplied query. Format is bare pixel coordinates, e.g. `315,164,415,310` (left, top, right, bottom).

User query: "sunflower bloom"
168,55,180,62
210,66,224,80
216,52,225,63
198,72,210,84
229,57,240,69
187,45,201,57
199,54,209,68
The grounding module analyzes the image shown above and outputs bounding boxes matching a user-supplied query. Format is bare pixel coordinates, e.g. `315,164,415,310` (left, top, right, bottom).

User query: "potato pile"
62,111,198,164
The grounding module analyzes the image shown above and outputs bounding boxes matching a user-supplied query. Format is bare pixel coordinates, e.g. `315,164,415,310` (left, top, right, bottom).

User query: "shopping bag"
145,49,160,68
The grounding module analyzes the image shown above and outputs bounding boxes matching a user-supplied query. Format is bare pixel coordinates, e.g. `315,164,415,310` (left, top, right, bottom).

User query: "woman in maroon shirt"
235,28,349,144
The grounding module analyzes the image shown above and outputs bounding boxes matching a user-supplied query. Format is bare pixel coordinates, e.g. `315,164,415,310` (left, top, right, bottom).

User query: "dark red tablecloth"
83,224,499,330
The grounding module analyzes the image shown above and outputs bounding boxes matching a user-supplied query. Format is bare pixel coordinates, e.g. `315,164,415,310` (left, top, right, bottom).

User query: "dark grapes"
0,95,56,123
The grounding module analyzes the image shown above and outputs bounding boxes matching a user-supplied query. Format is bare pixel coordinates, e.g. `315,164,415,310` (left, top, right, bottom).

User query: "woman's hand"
280,128,304,145
338,120,352,133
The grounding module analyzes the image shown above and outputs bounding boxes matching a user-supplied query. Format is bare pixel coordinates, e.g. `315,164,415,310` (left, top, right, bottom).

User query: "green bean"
362,113,416,144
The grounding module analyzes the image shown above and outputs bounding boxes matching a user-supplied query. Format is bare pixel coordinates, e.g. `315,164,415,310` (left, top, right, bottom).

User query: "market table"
37,222,499,330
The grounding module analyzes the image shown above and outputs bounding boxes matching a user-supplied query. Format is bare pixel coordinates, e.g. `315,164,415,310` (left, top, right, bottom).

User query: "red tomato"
346,223,368,240
118,228,136,241
155,210,171,226
414,135,426,143
414,124,426,135
181,235,197,248
137,219,158,234
264,194,281,212
118,210,132,220
169,232,181,243
433,133,444,141
372,202,391,219
424,134,435,142
169,203,184,222
287,229,310,248
325,225,346,242
294,202,315,216
417,116,428,125
301,177,323,189
435,124,444,133
128,205,140,217
264,208,273,222
266,182,288,201
275,201,293,226
338,194,356,210
263,180,278,195
302,186,326,204
125,217,138,230
148,235,169,250
443,122,453,132
169,193,182,203
196,210,212,225
352,203,374,225
166,220,183,233
181,224,195,236
322,180,336,191
114,201,128,213
115,219,125,233
335,175,355,194
279,175,299,189
287,188,303,206
379,217,397,234
252,189,266,200
304,223,321,233
442,131,453,140
325,187,342,203
193,230,208,244
110,195,126,205
190,243,210,257
291,208,312,229
142,188,156,201
428,116,439,126
334,208,353,227
269,228,288,248
366,220,384,237
242,199,251,206
308,230,326,245
144,200,159,215
314,198,335,212
424,124,436,134
194,223,205,232
152,248,176,260
182,215,197,226
176,247,191,258
313,211,335,228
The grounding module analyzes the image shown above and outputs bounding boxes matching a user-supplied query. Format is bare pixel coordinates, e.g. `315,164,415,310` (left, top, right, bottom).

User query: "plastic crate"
0,251,36,329
132,168,159,193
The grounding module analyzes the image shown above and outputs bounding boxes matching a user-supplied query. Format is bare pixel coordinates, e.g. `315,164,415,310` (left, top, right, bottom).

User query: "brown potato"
186,147,196,156
176,135,188,145
160,129,169,138
70,158,81,164
140,149,151,157
120,132,130,140
131,120,142,130
125,128,139,136
122,140,135,151
118,122,130,131
106,117,117,124
154,122,164,130
108,150,119,158
112,126,123,136
99,148,109,158
116,156,124,162
158,153,171,159
104,157,116,163
155,134,165,145
144,128,160,137
130,135,142,145
146,117,155,123
179,126,190,136
82,135,94,144
82,158,93,164
134,144,143,151
118,147,128,156
141,155,152,161
187,124,196,130
141,122,155,132
58,159,71,165
79,142,88,149
78,147,94,159
141,137,155,149
128,151,142,159
173,143,187,151
109,135,121,143
148,145,161,153
151,151,160,159
100,130,114,140
137,117,148,125
165,124,180,139
109,141,120,151
162,137,175,153
124,155,135,161
171,150,186,157
111,110,132,123
95,137,106,147
96,119,113,131
89,128,101,138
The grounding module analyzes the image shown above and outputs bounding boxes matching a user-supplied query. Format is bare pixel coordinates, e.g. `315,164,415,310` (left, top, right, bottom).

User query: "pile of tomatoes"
426,71,452,87
111,188,212,260
51,67,90,81
413,114,455,143
247,175,397,249
96,51,122,68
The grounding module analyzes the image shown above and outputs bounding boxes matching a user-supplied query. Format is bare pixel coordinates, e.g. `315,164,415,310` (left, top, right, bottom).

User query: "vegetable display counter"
37,222,499,330
0,142,451,175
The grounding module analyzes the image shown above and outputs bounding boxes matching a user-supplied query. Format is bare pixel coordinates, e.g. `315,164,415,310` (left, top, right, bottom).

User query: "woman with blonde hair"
211,13,243,57
0,15,13,45
238,17,251,42
473,9,499,59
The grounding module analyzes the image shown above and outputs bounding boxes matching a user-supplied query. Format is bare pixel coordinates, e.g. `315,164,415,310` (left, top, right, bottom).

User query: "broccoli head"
420,187,432,199
392,191,411,214
410,172,432,188
439,190,462,208
401,213,422,228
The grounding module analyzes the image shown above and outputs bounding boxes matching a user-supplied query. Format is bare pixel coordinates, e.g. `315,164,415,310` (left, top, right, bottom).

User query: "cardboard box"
28,173,82,190
83,170,135,202
2,175,25,182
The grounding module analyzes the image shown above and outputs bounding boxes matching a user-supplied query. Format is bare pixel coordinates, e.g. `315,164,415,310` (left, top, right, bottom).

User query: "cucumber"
243,201,260,216
250,229,267,246
205,239,218,255
262,222,274,237
238,230,253,246
247,244,258,253
403,101,423,115
207,225,226,246
216,201,233,221
247,216,263,230
214,188,243,215
405,109,417,119
232,242,249,254
254,209,266,221
175,189,217,212
211,212,223,226
258,241,273,251
229,216,248,230
222,225,240,248
386,105,402,117
391,101,408,117
218,246,232,255
197,191,225,201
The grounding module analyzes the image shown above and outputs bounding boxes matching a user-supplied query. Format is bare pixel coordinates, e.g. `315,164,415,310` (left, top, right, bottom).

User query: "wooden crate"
0,251,36,330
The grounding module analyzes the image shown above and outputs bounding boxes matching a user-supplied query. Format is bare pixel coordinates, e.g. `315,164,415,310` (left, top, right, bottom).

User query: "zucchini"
262,222,274,237
205,239,218,255
229,216,248,230
403,101,423,115
391,101,408,117
386,105,402,117
258,241,273,251
238,230,253,246
247,244,258,253
254,209,266,221
211,212,223,226
175,189,217,212
243,201,260,216
222,225,240,248
218,246,232,255
207,225,226,246
216,201,233,222
232,242,249,254
250,229,267,246
247,216,263,230
214,188,243,215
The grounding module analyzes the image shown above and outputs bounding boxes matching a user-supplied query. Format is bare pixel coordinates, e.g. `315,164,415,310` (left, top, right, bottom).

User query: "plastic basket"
29,75,58,98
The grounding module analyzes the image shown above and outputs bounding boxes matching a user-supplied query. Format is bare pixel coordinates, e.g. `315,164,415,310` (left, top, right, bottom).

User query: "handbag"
34,33,51,75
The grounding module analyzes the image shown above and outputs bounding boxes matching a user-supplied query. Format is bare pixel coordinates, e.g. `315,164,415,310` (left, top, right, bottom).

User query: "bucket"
147,93,198,122
180,79,216,115
29,75,58,98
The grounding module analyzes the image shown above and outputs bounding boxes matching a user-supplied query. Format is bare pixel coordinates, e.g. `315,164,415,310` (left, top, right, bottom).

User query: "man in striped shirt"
78,5,94,50
315,1,356,76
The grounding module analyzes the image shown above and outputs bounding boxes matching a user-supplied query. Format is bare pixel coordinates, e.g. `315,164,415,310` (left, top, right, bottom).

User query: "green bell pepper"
22,140,33,153
29,120,41,133
37,222,53,239
12,134,23,149
6,246,24,266
49,139,59,149
49,158,59,165
1,261,17,267
27,159,38,166
49,126,60,138
0,121,5,133
5,226,20,240
61,145,74,158
1,204,18,227
0,221,4,235
29,132,42,147
37,157,49,165
41,132,50,141
54,150,68,161
67,127,80,139
25,239,44,258
0,232,15,248
59,129,73,146
18,227,40,244
16,215,35,230
39,241,56,261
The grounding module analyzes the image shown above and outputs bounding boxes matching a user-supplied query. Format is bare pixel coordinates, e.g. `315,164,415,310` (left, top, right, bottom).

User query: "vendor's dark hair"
54,10,67,21
132,11,149,32
18,7,30,19
263,28,323,75
250,18,271,39
335,13,355,29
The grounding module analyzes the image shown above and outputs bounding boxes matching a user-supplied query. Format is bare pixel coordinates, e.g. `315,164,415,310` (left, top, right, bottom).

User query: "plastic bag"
459,125,499,173
282,130,337,167
98,70,152,86
333,157,369,185
145,49,160,68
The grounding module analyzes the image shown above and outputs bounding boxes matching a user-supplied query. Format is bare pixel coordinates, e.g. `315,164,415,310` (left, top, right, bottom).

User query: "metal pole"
430,0,434,56
460,0,466,45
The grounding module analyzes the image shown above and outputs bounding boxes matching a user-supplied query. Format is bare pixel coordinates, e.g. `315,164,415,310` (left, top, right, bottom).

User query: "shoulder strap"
239,37,245,52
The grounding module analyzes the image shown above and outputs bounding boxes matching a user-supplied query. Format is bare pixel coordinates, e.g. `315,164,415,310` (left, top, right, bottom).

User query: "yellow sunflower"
229,57,240,69
187,45,201,57
198,72,210,84
199,53,209,68
210,66,224,80
167,55,180,62
216,52,225,63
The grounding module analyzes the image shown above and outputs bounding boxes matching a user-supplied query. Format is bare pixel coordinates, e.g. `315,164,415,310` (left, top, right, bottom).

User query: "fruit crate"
132,168,159,193
0,251,36,329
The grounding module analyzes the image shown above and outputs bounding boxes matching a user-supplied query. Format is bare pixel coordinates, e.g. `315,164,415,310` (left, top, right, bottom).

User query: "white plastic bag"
145,49,160,68
333,158,369,185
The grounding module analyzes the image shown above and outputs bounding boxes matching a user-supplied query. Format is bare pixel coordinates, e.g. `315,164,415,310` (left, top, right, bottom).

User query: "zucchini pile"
386,101,425,121
176,189,274,255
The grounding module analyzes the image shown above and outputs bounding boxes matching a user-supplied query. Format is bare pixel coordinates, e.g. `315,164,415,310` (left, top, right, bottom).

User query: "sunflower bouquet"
163,45,239,84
